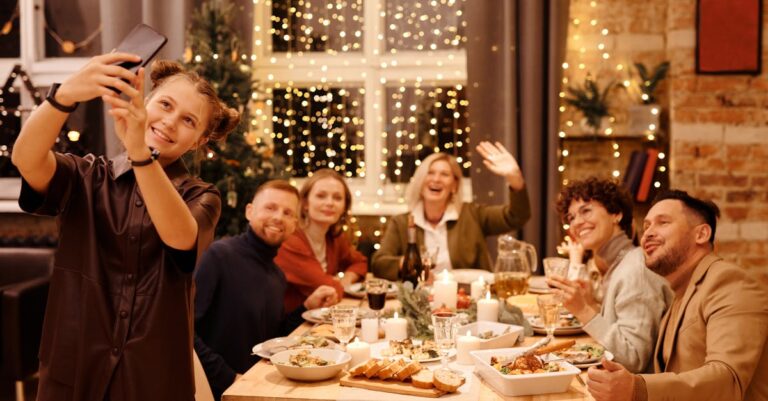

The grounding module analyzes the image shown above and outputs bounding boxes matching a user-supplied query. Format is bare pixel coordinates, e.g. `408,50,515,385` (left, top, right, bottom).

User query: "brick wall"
562,0,768,278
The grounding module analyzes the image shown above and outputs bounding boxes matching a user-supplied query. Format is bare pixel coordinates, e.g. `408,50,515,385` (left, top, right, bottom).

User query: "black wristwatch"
45,83,79,113
130,147,160,167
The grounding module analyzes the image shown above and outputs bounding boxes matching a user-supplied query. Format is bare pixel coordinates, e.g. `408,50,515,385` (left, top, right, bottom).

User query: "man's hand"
304,285,339,309
587,358,637,401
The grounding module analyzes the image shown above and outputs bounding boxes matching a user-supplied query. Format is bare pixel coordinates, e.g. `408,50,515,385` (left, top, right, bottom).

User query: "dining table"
223,290,596,401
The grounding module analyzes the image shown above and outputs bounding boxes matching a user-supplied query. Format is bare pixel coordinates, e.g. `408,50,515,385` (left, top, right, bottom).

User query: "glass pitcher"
493,235,538,298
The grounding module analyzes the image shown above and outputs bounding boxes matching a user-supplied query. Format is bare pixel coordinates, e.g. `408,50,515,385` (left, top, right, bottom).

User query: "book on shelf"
622,150,648,197
636,148,660,202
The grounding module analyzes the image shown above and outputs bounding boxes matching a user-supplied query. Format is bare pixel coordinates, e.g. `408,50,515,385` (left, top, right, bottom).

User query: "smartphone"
110,23,167,92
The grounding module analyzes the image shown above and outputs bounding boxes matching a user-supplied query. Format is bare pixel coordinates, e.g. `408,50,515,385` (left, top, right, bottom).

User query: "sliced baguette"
394,360,423,381
534,339,576,356
377,359,407,380
410,369,434,389
364,358,390,378
349,359,377,377
433,370,465,393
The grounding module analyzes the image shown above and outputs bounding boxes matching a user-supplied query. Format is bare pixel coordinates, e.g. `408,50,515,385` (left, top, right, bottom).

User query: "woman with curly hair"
275,168,367,312
548,177,672,373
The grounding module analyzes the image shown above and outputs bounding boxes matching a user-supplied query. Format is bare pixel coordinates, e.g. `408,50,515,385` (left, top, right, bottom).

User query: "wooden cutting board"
339,373,447,398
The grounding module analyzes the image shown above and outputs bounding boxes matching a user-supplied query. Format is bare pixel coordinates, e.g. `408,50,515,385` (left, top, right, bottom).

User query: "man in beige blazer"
587,190,768,401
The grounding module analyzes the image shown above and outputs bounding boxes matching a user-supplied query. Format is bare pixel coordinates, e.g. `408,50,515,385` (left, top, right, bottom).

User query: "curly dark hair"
556,177,634,238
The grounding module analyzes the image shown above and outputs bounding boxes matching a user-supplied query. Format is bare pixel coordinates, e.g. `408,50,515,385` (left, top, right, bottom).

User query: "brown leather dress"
19,152,221,401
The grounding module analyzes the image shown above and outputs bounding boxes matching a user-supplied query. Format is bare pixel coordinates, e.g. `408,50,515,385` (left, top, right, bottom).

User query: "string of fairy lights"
252,0,469,248
558,0,667,232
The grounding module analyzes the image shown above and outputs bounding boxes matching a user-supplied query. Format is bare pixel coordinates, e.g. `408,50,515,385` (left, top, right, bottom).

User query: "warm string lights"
252,0,469,248
558,0,667,216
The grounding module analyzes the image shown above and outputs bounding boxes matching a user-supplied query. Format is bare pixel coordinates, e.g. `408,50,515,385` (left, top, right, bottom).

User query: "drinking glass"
366,278,388,318
331,305,358,350
419,246,438,285
543,257,570,285
536,294,561,339
432,311,458,372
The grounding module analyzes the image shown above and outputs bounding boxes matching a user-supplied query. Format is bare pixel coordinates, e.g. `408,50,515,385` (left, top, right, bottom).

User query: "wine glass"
419,246,438,285
366,278,388,319
536,294,561,339
331,305,358,350
432,311,458,372
543,257,570,287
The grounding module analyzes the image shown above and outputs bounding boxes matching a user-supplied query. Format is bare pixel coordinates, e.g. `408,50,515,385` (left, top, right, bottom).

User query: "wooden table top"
223,296,595,401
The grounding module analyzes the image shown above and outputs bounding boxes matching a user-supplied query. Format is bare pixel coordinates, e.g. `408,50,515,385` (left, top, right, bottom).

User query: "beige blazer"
641,254,768,401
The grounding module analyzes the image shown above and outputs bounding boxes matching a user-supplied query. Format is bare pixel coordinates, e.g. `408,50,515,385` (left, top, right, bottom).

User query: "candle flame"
353,337,359,343
485,291,491,300
478,275,485,284
393,311,399,319
441,270,450,281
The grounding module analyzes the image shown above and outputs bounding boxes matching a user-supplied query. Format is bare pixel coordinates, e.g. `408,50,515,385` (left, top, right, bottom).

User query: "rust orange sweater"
275,228,368,312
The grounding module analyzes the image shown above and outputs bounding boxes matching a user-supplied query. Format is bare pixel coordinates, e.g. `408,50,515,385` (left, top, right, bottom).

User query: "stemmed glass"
536,294,561,339
419,246,438,285
432,311,458,372
331,305,358,350
366,278,388,319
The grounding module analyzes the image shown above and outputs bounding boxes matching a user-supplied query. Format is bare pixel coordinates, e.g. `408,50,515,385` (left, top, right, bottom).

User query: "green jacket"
371,188,531,280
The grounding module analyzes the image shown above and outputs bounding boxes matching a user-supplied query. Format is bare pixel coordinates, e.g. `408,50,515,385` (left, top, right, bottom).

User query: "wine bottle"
399,214,423,288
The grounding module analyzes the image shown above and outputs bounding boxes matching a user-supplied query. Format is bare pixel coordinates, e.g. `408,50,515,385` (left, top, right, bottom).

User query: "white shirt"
412,201,459,272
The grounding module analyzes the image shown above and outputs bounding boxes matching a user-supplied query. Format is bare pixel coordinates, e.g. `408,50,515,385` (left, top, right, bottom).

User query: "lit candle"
346,337,371,367
360,317,379,343
477,292,499,322
456,330,481,365
433,270,458,310
384,312,408,341
470,275,486,300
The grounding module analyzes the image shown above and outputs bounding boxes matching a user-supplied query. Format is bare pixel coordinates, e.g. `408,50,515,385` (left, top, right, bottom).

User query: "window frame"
252,0,469,216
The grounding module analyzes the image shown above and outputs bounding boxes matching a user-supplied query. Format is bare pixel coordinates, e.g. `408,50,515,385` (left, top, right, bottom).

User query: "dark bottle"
399,214,423,288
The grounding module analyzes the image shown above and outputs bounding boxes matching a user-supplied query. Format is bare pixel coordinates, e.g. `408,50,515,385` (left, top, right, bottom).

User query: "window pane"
44,0,102,57
271,0,364,53
271,85,365,177
384,85,469,183
385,0,466,52
0,2,20,58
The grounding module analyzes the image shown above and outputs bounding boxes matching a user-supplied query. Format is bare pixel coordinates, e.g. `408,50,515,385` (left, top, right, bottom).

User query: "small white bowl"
457,322,523,349
470,348,581,396
270,348,351,382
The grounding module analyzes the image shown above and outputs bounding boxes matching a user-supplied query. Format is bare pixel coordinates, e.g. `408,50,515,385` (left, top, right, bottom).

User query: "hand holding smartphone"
110,24,167,93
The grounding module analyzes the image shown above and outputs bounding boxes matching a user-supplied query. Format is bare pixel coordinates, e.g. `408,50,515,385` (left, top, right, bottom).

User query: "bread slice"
534,339,576,356
393,360,422,381
364,358,390,378
410,369,434,389
433,370,465,393
348,359,377,377
377,359,407,380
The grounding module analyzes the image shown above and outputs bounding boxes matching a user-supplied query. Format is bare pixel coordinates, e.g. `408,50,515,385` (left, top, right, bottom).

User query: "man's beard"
646,239,691,277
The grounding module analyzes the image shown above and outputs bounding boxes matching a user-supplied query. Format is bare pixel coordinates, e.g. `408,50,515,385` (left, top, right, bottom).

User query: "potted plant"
564,76,616,136
628,61,669,136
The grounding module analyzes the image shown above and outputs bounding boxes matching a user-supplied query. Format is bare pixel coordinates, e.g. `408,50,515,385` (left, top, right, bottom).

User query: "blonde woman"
275,168,367,312
371,142,531,280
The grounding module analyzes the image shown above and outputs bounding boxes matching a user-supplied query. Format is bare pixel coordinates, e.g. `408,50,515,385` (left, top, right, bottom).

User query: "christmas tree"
183,0,275,237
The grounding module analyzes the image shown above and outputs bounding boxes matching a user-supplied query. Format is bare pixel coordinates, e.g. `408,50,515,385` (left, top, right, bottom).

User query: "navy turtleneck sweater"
194,229,304,399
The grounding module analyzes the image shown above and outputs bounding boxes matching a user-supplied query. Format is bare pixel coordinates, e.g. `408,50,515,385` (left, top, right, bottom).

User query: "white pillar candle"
476,292,499,322
456,331,481,365
470,275,486,300
384,312,408,341
346,337,371,367
433,270,458,310
360,318,379,343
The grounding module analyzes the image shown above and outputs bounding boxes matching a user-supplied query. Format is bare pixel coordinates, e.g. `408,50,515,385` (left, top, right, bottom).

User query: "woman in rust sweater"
275,168,367,312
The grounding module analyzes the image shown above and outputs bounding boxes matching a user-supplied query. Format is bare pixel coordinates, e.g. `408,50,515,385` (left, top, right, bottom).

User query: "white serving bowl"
470,348,581,396
457,322,523,349
270,348,351,382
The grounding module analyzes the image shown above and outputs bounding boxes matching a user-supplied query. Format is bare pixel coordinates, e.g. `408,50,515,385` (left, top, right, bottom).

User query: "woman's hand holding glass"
546,275,598,325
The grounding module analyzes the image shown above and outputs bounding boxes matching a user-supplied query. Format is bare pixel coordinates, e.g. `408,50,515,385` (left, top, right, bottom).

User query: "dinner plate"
369,340,457,363
527,276,552,294
344,281,398,299
301,307,365,325
251,336,341,359
551,349,614,369
528,316,584,336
